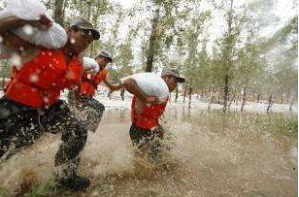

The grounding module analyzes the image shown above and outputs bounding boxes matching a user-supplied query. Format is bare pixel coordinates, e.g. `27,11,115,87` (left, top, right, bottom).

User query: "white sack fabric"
122,73,169,102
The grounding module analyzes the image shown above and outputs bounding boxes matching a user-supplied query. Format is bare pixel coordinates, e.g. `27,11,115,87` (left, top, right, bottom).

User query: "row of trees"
0,0,297,112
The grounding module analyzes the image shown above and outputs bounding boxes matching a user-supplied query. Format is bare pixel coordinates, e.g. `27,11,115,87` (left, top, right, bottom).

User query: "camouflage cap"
96,51,112,62
70,18,100,40
161,68,185,83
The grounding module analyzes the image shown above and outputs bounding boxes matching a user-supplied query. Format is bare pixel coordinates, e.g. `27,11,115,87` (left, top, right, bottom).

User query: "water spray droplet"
30,74,39,82
23,25,34,35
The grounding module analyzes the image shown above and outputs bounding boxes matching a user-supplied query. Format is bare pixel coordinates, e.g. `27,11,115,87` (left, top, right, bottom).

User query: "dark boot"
55,158,90,191
56,173,90,191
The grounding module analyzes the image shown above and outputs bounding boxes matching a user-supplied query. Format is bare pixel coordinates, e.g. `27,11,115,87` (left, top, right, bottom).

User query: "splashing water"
22,25,34,35
9,53,22,67
29,74,39,83
70,38,76,44
0,107,297,196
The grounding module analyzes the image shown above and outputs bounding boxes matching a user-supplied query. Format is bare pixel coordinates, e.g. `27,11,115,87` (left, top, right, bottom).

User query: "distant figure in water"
68,51,122,133
122,68,185,160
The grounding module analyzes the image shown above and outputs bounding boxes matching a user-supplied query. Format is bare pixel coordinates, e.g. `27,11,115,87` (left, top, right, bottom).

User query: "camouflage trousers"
68,95,105,133
129,124,169,162
0,97,88,178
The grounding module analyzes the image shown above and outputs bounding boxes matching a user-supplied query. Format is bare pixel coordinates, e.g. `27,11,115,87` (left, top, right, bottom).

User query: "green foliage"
0,187,9,197
108,41,134,82
0,60,12,79
255,116,298,137
12,179,58,197
0,0,296,105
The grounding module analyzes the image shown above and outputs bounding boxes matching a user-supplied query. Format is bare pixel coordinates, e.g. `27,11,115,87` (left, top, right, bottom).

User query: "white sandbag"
82,57,100,73
122,73,169,102
12,23,67,49
0,0,67,49
6,0,47,21
0,8,11,20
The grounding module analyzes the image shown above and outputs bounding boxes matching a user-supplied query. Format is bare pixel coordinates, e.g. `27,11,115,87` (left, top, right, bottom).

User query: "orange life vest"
5,49,83,108
131,96,168,129
77,69,107,97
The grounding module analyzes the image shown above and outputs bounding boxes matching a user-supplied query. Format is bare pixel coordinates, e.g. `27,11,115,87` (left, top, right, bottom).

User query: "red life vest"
5,49,83,108
131,96,168,129
78,69,107,97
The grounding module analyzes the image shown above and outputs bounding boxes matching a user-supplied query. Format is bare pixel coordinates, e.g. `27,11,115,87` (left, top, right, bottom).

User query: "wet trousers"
0,97,87,177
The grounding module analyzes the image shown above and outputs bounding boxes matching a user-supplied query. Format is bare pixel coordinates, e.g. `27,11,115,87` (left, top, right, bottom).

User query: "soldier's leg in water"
67,90,76,107
129,124,152,148
77,98,105,133
43,100,89,191
0,98,42,160
129,124,166,162
86,99,105,132
92,99,105,123
148,125,166,161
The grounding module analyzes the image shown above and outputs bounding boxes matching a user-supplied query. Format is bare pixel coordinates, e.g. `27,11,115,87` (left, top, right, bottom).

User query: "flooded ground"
0,106,297,197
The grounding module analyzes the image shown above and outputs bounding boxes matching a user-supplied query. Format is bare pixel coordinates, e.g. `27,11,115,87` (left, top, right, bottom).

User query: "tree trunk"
228,93,236,108
120,88,125,101
241,87,247,112
267,94,273,112
289,100,293,112
54,0,65,25
223,74,229,112
183,89,187,103
188,86,193,109
86,3,94,57
222,0,234,113
145,3,160,72
201,89,204,100
257,93,261,103
62,0,68,17
175,87,179,103
108,90,112,100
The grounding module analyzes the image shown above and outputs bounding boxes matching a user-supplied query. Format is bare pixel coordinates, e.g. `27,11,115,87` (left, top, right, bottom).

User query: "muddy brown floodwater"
0,106,297,197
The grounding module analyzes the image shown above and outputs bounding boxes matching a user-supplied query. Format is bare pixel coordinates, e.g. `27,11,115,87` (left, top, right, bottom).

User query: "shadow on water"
0,106,297,197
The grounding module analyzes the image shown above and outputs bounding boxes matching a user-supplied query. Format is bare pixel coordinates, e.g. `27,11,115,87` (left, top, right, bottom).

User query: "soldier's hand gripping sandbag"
0,0,67,51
